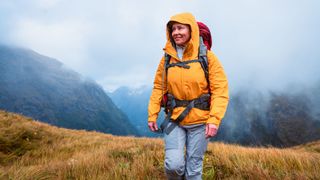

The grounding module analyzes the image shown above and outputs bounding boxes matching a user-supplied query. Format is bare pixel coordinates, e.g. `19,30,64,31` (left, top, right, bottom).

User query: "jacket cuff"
207,116,221,127
148,115,157,122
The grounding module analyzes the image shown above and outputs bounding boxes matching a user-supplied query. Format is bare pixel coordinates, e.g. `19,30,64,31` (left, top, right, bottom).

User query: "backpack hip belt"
167,93,210,111
159,93,210,135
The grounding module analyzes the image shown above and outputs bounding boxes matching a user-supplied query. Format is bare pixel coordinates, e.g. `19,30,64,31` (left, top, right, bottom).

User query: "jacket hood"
164,12,200,61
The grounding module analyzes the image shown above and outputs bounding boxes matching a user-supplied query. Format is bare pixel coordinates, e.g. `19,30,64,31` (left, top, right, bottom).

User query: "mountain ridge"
0,45,137,135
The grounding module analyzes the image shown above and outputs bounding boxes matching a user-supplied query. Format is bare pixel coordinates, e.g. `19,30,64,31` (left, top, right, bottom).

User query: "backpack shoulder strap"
164,53,171,74
199,37,209,84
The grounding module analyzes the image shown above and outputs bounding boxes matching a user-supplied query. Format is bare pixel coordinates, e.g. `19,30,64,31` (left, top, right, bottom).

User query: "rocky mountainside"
0,45,137,135
216,89,320,147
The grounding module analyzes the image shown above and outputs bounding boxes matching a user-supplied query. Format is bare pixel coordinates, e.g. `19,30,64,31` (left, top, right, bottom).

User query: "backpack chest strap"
166,59,201,69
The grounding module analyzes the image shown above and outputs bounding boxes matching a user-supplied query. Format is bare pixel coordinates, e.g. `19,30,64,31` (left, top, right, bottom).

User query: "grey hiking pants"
164,123,209,180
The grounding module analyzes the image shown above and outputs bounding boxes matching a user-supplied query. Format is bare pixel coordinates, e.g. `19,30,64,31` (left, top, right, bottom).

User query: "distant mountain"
108,86,164,137
0,45,137,135
216,89,320,147
109,84,320,146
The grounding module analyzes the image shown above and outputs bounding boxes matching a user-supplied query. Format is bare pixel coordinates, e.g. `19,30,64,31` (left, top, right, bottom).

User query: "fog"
0,0,319,92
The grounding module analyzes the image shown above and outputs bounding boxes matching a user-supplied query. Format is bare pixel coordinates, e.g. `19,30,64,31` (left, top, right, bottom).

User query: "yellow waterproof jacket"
148,13,229,127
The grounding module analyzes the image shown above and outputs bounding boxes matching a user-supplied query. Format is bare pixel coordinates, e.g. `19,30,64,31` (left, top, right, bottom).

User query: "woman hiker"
148,12,229,180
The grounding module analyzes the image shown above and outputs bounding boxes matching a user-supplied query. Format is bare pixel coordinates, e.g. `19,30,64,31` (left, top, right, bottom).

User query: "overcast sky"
1,0,319,92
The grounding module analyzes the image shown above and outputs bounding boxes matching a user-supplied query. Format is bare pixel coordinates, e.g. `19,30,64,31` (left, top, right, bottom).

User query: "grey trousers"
164,123,209,180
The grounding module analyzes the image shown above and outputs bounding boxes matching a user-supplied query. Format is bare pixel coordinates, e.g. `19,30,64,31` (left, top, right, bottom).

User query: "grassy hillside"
0,110,319,179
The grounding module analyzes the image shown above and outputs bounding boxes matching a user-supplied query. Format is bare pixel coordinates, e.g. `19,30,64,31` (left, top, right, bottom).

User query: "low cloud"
9,18,91,73
1,0,320,92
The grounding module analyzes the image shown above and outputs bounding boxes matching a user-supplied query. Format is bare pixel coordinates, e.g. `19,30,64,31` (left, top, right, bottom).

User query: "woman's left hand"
205,123,218,138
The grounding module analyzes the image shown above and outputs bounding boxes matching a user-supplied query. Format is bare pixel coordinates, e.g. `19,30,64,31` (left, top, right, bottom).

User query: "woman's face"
171,23,191,47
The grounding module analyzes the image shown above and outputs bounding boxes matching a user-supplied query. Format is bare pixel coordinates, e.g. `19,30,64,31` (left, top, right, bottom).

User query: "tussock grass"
205,142,320,179
0,110,319,179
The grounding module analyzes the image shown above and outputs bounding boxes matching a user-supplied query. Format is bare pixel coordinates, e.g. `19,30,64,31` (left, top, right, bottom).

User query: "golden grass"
205,142,320,179
0,110,319,180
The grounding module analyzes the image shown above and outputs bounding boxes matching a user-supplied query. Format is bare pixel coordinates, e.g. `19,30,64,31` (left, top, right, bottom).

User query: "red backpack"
197,21,212,50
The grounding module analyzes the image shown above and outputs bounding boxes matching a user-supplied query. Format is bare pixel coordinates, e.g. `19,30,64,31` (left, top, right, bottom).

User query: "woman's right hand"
148,122,159,132
205,123,218,138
